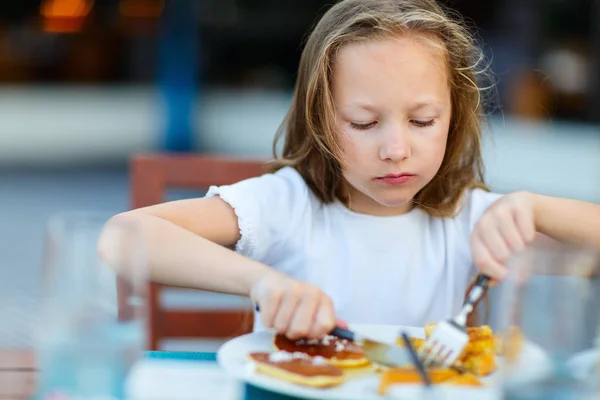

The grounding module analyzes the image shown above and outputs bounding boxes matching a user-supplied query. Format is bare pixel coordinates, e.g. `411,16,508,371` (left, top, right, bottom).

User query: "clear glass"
499,241,600,400
36,212,147,400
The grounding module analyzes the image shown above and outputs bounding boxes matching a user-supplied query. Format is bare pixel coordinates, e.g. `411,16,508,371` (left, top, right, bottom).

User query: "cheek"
338,131,369,169
428,126,449,160
415,128,448,175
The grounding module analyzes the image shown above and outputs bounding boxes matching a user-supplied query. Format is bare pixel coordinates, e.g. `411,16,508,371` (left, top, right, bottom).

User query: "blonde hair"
270,0,493,217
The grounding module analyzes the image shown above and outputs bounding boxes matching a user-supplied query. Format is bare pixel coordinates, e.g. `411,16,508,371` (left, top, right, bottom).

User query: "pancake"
274,333,370,368
248,351,344,388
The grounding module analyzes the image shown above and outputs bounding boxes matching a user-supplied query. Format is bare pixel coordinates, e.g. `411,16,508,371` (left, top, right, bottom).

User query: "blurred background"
1,0,599,351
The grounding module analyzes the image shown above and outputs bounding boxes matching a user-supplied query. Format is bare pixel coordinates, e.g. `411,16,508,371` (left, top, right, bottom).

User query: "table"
143,351,295,400
0,349,297,400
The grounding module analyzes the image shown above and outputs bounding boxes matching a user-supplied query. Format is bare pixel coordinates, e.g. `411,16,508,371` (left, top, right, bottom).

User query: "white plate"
217,324,549,400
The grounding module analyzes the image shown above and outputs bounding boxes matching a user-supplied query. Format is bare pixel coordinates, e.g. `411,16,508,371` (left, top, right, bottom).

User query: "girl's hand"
470,191,536,281
250,270,336,339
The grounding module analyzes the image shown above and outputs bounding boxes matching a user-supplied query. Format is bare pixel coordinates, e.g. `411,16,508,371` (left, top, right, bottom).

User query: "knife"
255,304,413,367
400,331,432,386
328,326,413,368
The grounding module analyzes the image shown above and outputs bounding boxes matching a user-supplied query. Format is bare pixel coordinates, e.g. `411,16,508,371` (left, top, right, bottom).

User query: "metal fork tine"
417,338,434,360
439,348,453,366
420,274,492,367
418,339,429,354
422,343,442,367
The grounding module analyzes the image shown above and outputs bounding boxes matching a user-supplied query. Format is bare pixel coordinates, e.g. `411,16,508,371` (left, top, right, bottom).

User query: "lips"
374,173,416,184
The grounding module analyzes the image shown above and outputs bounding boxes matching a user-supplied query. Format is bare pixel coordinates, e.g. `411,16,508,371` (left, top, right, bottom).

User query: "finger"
257,290,282,329
497,214,526,252
513,206,536,244
479,221,511,262
308,297,335,339
335,319,349,329
273,289,302,334
472,235,508,281
287,289,320,339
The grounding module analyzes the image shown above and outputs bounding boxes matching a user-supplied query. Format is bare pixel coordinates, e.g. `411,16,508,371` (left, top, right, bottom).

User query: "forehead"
332,34,450,109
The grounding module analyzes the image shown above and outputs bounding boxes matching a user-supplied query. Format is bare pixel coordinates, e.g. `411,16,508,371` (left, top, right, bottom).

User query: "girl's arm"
98,197,271,296
533,193,600,248
471,191,600,281
98,197,337,339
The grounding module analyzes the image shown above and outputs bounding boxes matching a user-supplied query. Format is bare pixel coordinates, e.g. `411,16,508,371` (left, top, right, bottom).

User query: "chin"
372,193,414,208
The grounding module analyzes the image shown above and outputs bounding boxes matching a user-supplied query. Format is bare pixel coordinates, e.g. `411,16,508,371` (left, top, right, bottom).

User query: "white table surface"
126,359,244,400
125,358,502,400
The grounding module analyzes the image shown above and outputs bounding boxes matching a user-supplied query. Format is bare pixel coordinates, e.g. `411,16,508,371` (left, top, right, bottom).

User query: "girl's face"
333,34,451,216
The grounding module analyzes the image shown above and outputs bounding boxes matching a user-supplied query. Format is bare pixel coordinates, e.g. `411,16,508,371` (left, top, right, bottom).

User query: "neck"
342,187,415,216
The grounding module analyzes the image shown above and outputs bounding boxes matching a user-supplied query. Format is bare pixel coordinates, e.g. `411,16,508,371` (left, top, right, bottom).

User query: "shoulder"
204,167,316,260
206,167,314,220
207,166,308,199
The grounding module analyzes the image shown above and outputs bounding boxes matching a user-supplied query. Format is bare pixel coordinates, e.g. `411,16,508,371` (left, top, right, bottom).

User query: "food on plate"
274,333,370,368
248,326,497,392
248,351,345,388
459,349,497,376
378,367,460,394
395,336,425,350
462,337,496,355
424,323,493,342
442,372,484,387
406,323,498,376
494,326,524,359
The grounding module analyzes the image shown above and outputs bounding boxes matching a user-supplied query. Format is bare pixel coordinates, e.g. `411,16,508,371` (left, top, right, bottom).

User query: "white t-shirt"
206,166,501,330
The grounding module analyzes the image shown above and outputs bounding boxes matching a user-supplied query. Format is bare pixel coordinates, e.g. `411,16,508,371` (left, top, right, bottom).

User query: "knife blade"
330,327,412,368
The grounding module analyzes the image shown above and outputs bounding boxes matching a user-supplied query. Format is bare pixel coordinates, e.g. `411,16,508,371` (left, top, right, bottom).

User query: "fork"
418,274,491,367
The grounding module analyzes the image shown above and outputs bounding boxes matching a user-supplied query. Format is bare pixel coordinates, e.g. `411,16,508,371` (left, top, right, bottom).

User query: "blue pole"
158,0,199,152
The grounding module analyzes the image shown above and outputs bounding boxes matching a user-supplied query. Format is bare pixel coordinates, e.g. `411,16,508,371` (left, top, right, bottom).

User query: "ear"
464,277,490,327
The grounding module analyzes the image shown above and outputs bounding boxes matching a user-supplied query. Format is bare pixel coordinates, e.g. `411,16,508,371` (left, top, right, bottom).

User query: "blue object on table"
146,351,215,361
146,351,303,400
157,0,200,152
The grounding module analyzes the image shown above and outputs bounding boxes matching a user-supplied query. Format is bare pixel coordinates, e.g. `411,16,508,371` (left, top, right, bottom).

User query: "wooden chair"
129,153,267,350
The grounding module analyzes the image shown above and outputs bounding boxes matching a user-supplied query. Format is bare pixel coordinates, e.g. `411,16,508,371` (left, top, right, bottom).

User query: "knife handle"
463,274,491,309
329,326,356,341
255,304,356,341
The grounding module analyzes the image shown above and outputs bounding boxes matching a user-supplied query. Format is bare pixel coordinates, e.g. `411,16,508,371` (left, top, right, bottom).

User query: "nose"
379,126,411,162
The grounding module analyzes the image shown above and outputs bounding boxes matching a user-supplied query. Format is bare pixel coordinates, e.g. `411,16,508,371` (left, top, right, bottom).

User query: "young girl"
99,0,600,341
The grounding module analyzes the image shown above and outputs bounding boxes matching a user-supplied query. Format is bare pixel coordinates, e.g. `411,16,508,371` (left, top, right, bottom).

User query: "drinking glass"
499,241,600,400
36,212,147,400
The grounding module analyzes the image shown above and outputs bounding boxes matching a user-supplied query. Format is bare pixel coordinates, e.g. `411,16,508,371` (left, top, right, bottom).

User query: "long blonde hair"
270,0,494,217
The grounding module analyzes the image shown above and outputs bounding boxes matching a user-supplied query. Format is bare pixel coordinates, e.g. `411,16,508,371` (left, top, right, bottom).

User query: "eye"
411,119,435,128
350,121,377,131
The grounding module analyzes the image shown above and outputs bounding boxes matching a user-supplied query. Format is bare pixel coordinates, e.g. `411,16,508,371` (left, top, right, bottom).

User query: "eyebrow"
339,100,445,113
337,102,375,111
409,101,445,111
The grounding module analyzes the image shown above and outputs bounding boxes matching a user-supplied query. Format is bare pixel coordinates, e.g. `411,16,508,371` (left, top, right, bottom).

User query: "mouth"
374,173,416,184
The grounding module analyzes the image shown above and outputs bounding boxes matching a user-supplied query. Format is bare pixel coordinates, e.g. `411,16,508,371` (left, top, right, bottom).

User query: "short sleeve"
205,167,311,262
